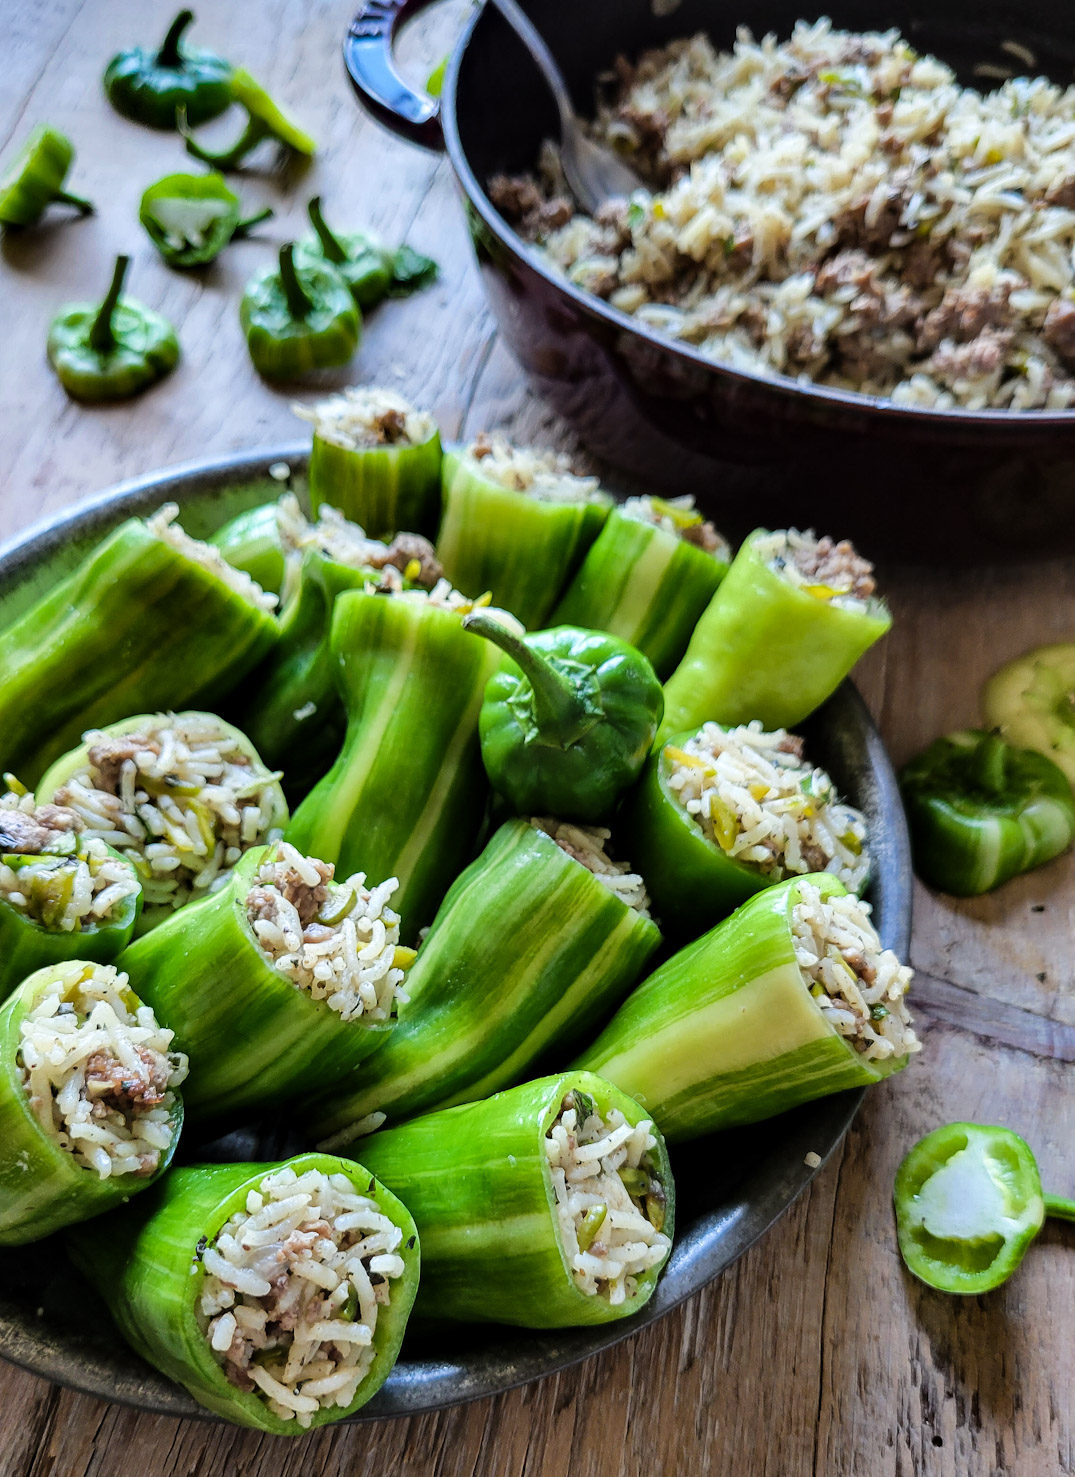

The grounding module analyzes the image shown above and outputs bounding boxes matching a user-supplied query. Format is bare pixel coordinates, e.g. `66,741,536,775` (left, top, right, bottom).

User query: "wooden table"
2,3,1073,1473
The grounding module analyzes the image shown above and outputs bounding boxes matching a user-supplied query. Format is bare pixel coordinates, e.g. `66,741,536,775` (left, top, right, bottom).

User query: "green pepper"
894,1122,1075,1295
0,962,184,1245
437,446,612,626
182,67,316,169
68,1153,420,1431
240,244,360,379
900,729,1075,895
139,171,271,269
0,124,93,227
351,1072,672,1327
297,197,395,308
209,502,289,597
576,874,915,1142
103,10,232,130
0,513,278,786
385,243,439,297
982,642,1075,786
659,529,892,741
307,819,660,1138
550,502,730,679
47,255,180,403
465,614,664,822
285,589,503,939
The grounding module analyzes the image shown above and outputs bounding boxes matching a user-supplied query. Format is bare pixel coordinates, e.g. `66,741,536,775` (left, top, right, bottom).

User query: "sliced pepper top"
46,255,180,403
103,10,233,130
0,124,93,227
240,244,360,379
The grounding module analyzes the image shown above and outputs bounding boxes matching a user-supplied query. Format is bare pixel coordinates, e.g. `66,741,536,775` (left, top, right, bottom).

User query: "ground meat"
372,408,408,444
776,734,806,760
784,323,828,367
1043,300,1075,367
83,1045,171,1113
680,519,724,553
86,736,162,795
487,174,574,239
901,236,949,290
1045,176,1075,209
247,860,333,933
845,951,878,985
0,804,81,854
832,188,909,251
801,843,830,872
369,533,443,589
927,328,1014,380
471,433,493,460
790,536,876,600
917,284,1011,351
813,249,882,299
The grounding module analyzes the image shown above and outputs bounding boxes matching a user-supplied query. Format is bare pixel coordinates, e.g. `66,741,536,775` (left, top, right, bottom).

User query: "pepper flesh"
240,244,359,379
894,1122,1075,1294
47,255,180,402
0,125,93,226
466,615,664,823
307,410,443,542
900,729,1075,895
139,171,271,268
103,10,232,130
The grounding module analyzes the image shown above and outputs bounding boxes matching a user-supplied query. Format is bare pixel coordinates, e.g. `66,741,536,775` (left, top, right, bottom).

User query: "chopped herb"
870,1003,890,1021
627,199,646,230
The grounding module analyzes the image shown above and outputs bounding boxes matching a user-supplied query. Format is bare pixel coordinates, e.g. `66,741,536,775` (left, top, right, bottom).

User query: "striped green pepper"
436,450,611,626
353,1072,672,1327
68,1153,419,1432
308,419,442,542
118,846,398,1124
209,501,288,597
308,819,661,1137
576,875,909,1142
0,515,278,785
550,504,729,678
286,590,502,939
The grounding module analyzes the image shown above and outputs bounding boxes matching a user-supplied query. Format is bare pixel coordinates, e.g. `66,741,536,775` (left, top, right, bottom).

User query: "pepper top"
0,124,93,227
240,244,360,380
47,255,180,402
103,10,233,130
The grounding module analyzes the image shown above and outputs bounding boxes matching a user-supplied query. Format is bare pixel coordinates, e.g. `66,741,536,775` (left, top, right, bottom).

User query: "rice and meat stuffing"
0,790,138,932
531,817,652,916
198,1164,407,1426
546,1088,670,1303
462,434,606,504
274,490,444,598
620,494,730,557
17,962,186,1178
491,18,1075,409
294,386,437,452
665,721,869,890
756,528,877,607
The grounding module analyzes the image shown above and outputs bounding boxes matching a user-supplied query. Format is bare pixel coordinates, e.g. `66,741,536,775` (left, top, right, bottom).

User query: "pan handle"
343,0,446,150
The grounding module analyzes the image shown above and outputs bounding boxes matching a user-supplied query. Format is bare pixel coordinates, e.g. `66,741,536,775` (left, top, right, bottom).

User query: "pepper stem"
278,243,313,319
89,255,129,354
55,190,94,215
308,196,346,264
1044,1193,1075,1222
232,205,274,240
972,732,1008,796
157,9,194,68
181,112,269,170
462,612,596,749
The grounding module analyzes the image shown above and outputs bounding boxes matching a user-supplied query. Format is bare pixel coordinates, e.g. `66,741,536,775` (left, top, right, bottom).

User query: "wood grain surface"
1,3,1072,1474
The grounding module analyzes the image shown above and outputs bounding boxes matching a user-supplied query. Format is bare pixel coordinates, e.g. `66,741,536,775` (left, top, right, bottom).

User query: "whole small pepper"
0,125,93,227
181,67,316,169
47,255,180,402
139,171,272,268
240,243,359,378
894,1122,1075,1295
464,615,664,822
900,729,1075,895
103,10,232,130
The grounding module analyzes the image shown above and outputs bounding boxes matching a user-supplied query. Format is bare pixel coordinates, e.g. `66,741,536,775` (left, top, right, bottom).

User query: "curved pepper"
0,962,184,1245
68,1153,420,1431
209,501,288,597
982,642,1075,787
900,729,1075,895
182,67,316,169
465,614,663,822
285,589,503,939
576,874,909,1142
0,516,278,785
47,255,180,403
353,1072,672,1328
306,400,443,542
119,846,399,1124
659,529,891,740
140,171,271,268
240,244,359,379
307,818,661,1138
297,196,395,308
894,1122,1075,1295
0,124,93,227
436,451,611,626
103,9,232,129
550,505,729,678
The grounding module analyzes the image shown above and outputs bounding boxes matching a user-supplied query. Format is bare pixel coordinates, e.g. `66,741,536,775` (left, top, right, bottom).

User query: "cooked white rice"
0,791,139,932
546,1088,671,1303
753,528,877,611
531,817,652,917
294,386,438,451
198,1163,408,1427
247,843,409,1023
492,19,1075,409
791,879,919,1061
17,962,187,1178
52,714,284,915
461,434,607,504
664,721,869,890
620,494,730,559
148,504,277,612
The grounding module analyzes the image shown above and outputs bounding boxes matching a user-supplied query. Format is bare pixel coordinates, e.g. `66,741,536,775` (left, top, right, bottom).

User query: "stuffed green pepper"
351,1072,671,1327
437,435,612,626
38,711,287,933
120,842,411,1123
310,817,658,1138
551,496,731,678
0,503,278,785
69,1154,419,1431
298,387,443,540
209,501,290,597
576,874,918,1142
625,721,869,938
0,961,186,1244
659,529,891,740
286,585,512,939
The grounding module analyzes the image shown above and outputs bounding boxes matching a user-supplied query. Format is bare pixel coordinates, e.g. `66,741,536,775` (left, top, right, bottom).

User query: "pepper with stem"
47,255,180,401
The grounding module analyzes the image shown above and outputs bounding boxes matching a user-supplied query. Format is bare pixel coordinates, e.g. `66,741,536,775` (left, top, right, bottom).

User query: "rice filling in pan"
198,1164,407,1426
0,791,138,932
545,1088,671,1303
531,818,653,917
